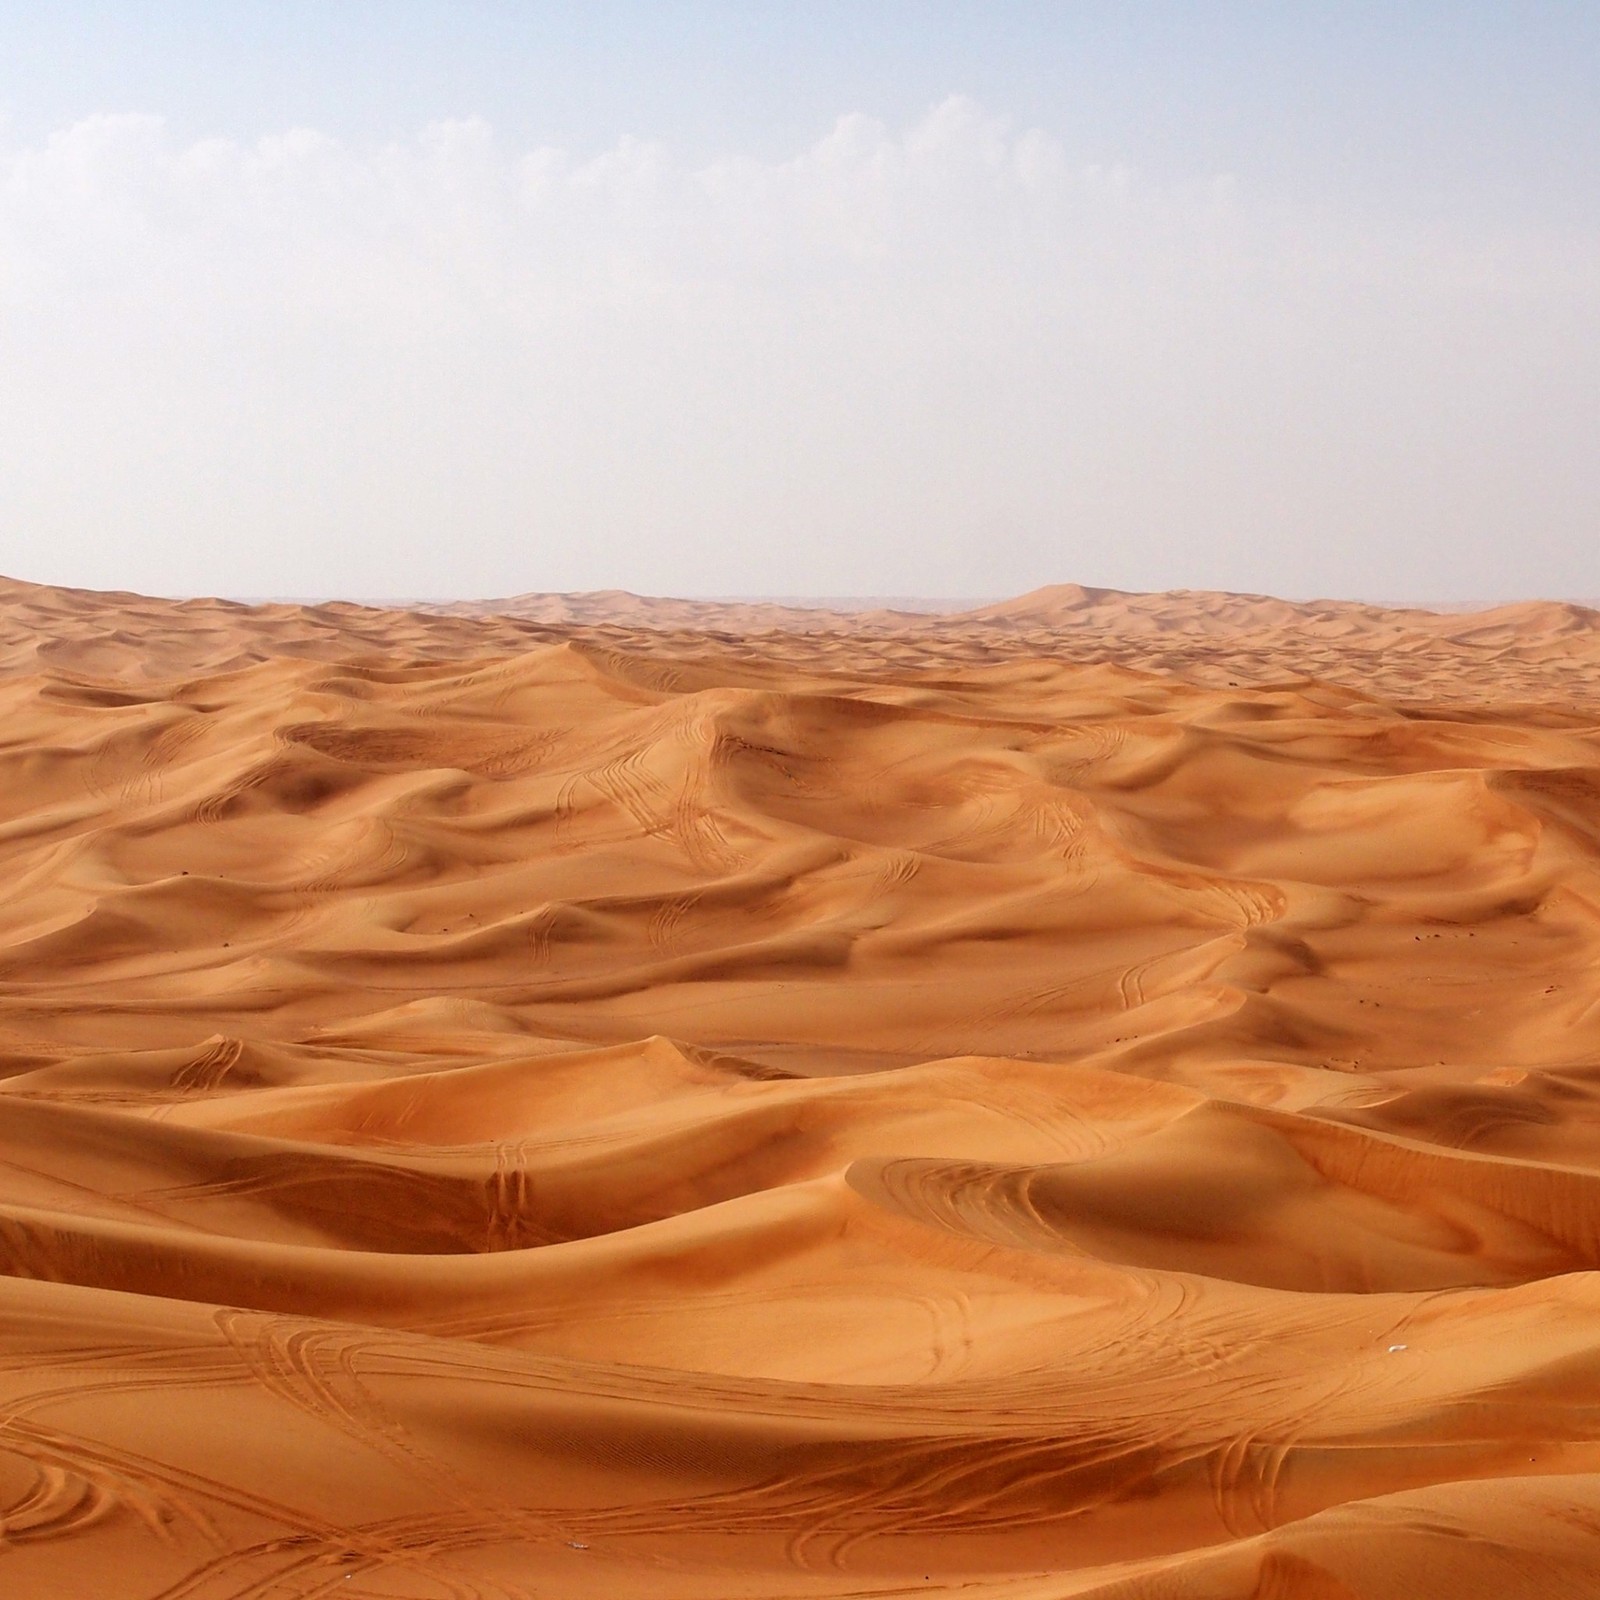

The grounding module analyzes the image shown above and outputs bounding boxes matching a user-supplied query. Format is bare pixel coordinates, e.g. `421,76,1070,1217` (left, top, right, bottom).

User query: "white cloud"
0,100,1595,600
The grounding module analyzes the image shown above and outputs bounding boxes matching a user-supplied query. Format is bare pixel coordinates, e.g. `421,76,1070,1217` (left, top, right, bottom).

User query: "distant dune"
5,573,1599,708
5,573,1600,1596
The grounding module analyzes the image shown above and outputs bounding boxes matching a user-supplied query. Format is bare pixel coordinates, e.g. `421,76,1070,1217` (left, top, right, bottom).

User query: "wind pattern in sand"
5,577,1600,1597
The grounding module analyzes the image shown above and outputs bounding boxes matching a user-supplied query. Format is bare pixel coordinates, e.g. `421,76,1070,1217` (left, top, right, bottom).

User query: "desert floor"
5,575,1600,1597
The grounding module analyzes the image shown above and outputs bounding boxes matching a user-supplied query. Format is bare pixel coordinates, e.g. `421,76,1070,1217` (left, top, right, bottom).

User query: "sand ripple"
4,577,1600,1595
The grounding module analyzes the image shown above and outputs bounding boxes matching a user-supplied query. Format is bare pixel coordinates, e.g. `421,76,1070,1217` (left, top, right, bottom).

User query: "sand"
3,573,1600,1596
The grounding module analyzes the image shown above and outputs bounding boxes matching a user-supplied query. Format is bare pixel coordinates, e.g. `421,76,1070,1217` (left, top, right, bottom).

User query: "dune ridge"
5,576,1600,1595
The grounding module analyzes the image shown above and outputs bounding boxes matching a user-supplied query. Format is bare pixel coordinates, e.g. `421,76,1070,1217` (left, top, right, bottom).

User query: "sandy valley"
4,574,1600,1596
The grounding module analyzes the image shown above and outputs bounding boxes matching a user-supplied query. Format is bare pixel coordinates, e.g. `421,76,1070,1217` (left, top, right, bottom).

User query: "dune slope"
4,578,1600,1596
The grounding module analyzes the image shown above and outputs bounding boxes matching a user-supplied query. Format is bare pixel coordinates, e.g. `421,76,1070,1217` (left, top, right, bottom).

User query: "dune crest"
4,576,1600,1595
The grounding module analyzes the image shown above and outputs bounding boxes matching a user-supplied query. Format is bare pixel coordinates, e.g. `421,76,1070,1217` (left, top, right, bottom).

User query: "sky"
1,2,1597,602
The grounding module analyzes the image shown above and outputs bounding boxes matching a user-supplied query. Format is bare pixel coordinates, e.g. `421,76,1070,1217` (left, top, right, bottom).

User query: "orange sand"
4,574,1600,1597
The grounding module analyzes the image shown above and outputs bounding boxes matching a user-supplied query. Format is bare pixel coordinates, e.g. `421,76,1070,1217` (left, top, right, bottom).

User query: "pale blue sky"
8,4,1599,218
1,3,1596,600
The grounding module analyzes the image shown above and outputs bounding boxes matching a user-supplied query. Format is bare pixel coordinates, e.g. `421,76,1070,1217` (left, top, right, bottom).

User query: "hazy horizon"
2,3,1597,604
15,572,1600,619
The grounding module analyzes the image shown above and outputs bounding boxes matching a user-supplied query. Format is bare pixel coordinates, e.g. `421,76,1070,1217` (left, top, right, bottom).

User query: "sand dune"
4,577,1600,1595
